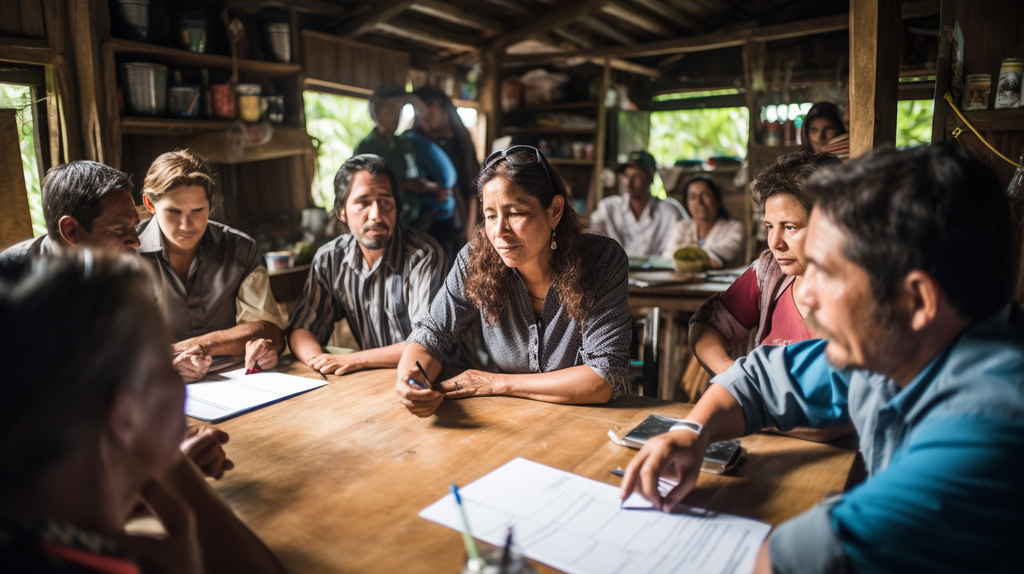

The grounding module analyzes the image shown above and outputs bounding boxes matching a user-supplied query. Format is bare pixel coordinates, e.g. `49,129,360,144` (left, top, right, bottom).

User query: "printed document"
420,458,770,574
185,368,326,422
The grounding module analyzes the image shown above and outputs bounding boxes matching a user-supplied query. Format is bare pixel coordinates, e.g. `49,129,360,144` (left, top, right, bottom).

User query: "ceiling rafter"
600,1,674,37
408,1,506,36
491,0,612,51
338,0,415,38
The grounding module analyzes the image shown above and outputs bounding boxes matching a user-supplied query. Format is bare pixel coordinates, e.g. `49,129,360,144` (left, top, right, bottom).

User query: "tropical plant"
895,100,933,148
648,107,749,197
303,91,376,209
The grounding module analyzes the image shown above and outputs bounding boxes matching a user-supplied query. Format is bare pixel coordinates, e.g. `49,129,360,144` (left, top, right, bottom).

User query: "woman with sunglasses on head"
395,146,632,417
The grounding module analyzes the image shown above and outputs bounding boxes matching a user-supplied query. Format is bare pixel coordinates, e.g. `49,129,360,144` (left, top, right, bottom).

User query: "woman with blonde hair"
395,146,632,417
138,149,286,382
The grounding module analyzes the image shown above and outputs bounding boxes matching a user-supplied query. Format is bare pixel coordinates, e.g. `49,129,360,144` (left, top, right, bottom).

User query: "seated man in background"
0,161,140,264
289,154,449,376
621,144,1024,574
138,150,287,384
0,252,285,574
0,159,231,480
589,150,684,257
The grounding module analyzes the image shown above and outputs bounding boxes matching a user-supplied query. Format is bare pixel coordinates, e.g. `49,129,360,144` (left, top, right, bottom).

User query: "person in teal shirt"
621,144,1024,574
354,86,455,230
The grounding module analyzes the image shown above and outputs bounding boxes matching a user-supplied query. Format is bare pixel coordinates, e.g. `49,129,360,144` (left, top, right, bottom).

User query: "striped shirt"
407,234,632,397
288,225,449,349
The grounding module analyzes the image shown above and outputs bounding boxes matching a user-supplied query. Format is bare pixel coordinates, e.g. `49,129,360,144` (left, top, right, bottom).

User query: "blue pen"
407,360,432,390
407,379,428,389
451,484,481,562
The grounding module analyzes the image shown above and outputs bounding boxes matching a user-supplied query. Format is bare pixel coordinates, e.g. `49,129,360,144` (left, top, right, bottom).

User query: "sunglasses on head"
483,145,556,187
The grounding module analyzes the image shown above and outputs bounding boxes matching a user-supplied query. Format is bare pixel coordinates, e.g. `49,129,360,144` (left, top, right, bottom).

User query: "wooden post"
592,59,611,208
0,110,34,248
848,0,902,158
479,48,500,153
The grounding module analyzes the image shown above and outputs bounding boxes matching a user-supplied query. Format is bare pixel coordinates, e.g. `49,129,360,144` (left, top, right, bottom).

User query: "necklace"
529,294,545,302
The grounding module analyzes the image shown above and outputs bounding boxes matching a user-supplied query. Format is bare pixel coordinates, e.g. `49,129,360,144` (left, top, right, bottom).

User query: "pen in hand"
408,360,432,390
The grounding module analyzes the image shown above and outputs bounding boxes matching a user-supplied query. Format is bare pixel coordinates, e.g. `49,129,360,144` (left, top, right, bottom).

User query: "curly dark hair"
464,149,594,325
750,151,841,212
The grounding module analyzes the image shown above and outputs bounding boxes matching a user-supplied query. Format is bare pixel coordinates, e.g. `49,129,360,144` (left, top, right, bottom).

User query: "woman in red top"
689,152,840,375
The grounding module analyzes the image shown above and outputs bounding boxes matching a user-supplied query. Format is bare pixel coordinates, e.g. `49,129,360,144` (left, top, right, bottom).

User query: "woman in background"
800,101,847,154
663,175,745,268
411,86,482,251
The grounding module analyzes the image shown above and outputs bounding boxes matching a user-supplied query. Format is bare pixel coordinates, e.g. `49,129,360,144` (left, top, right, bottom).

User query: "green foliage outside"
896,100,933,148
303,91,376,209
0,83,44,237
647,107,749,198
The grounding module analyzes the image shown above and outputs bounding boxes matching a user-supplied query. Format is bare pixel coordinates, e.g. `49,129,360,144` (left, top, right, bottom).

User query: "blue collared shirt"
714,303,1024,573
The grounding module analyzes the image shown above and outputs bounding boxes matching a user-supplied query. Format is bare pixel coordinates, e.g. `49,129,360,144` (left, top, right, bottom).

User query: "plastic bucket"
265,23,291,63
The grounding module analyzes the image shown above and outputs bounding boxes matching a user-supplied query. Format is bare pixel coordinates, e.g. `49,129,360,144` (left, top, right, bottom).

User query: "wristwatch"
669,420,703,436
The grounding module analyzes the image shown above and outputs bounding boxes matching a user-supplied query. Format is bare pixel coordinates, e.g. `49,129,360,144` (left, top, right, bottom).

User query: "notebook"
185,368,326,423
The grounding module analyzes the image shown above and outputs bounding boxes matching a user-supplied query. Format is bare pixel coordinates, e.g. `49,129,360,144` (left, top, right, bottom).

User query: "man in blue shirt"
621,144,1024,573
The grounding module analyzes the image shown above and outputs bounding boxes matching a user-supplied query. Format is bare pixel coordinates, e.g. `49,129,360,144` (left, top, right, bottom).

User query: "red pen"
245,366,261,375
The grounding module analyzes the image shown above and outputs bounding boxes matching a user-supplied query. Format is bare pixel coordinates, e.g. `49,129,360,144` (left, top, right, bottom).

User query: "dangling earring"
550,227,557,250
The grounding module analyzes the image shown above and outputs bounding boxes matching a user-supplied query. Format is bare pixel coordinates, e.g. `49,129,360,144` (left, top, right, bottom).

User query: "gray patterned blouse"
407,234,632,397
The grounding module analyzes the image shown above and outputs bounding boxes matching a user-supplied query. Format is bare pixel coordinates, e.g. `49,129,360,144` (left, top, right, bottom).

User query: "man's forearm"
680,384,748,444
344,342,406,370
176,321,284,357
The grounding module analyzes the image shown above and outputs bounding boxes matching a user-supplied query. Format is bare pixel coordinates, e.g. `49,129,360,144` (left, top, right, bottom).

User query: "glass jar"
995,58,1023,109
962,74,992,111
235,83,262,122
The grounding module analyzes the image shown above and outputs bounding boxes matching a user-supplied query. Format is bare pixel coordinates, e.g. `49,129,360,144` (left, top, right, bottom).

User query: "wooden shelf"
547,158,595,166
500,126,596,135
120,117,236,135
506,101,598,112
451,98,480,109
959,109,1024,132
108,38,301,78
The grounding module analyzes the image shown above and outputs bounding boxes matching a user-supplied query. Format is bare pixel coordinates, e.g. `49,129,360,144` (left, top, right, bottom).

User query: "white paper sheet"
185,368,326,422
420,458,770,574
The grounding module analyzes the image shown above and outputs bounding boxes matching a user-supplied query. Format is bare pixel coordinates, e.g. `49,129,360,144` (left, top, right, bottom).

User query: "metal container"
995,58,1023,109
112,0,150,42
121,62,168,116
962,74,992,111
211,84,235,119
168,84,201,118
265,23,291,63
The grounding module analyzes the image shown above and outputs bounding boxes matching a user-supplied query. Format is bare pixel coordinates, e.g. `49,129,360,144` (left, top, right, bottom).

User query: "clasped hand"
394,368,500,417
619,429,708,512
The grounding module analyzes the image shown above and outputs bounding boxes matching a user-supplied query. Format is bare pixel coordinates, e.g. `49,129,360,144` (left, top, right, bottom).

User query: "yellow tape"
943,92,1023,168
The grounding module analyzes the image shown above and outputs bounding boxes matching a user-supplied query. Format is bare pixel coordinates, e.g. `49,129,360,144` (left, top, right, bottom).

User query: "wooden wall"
0,0,46,38
302,30,409,95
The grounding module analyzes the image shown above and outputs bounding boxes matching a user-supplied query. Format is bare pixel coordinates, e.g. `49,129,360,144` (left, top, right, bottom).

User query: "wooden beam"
505,2,930,64
339,0,414,38
602,57,658,77
848,0,902,157
374,19,480,53
0,35,51,64
552,27,595,49
601,2,673,37
579,16,635,46
409,1,504,36
630,0,703,33
492,0,610,51
930,0,954,143
0,109,34,247
479,0,533,17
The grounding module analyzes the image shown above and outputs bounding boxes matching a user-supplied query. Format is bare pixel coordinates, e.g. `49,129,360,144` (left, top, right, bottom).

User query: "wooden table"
200,358,857,574
628,273,732,400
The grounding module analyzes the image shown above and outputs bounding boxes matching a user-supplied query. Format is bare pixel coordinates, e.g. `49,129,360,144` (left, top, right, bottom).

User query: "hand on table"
115,476,202,574
173,345,212,383
244,338,278,371
395,365,443,417
620,429,707,512
180,424,233,479
436,369,502,399
306,352,361,376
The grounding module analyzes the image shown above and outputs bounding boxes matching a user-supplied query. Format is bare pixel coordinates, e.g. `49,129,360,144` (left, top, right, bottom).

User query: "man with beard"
289,154,450,376
589,150,684,257
620,144,1024,573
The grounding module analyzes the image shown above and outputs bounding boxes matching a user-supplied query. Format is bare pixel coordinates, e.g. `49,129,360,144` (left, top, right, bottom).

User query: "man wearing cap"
589,150,685,257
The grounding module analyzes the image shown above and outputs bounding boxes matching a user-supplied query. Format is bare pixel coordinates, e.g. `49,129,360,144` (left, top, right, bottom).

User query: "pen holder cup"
461,543,537,574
